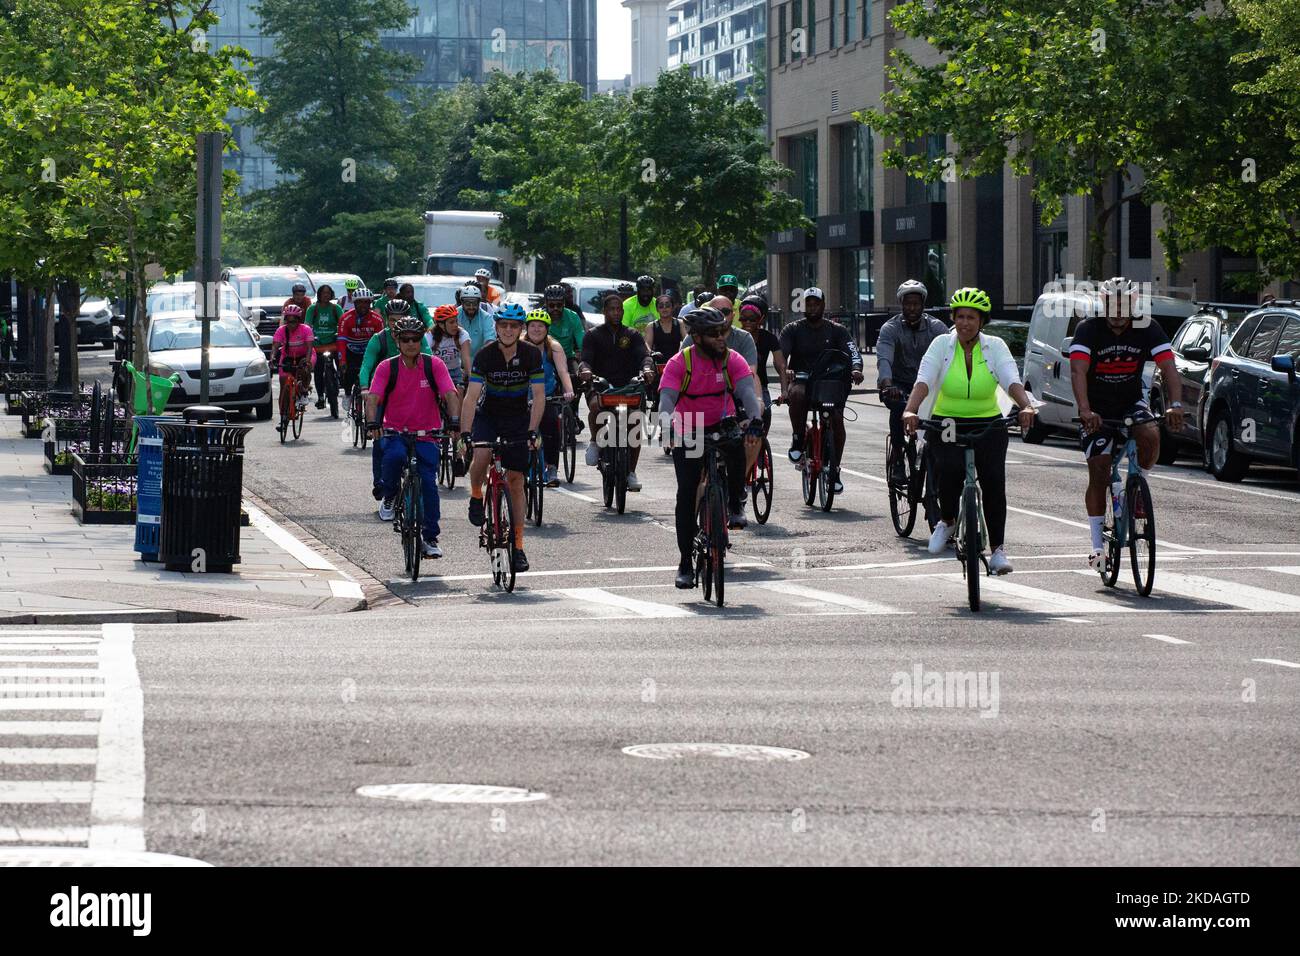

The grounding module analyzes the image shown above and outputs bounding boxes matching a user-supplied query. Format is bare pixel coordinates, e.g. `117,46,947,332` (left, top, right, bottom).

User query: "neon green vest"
932,341,1000,418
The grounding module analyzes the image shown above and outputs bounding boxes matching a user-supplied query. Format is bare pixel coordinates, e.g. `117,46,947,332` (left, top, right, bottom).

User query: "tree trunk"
43,279,58,383
56,278,80,389
1089,181,1109,280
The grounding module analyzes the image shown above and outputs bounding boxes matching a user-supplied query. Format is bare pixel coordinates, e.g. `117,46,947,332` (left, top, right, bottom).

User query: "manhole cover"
356,783,549,804
622,743,811,762
0,848,211,867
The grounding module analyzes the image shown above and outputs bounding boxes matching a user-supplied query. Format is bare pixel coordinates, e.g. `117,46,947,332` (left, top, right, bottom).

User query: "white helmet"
459,284,482,301
897,279,928,305
474,268,492,280
1098,276,1140,319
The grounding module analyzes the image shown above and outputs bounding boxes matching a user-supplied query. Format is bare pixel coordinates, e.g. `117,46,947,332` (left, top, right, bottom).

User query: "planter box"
23,389,91,434
44,418,131,475
3,370,47,414
71,452,138,525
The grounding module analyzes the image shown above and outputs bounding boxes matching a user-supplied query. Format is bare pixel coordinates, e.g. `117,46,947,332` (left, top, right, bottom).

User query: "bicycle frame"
952,444,989,567
1107,434,1141,549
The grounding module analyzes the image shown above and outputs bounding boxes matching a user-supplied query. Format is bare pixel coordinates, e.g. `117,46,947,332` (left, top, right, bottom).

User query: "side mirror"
1271,354,1296,381
508,268,518,287
1059,337,1072,356
1183,345,1211,362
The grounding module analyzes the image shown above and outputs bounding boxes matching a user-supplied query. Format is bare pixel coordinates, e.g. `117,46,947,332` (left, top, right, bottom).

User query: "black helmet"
685,306,729,334
616,282,635,295
385,298,410,316
694,290,714,307
635,275,655,290
393,316,425,336
291,282,306,294
543,284,566,301
739,294,768,319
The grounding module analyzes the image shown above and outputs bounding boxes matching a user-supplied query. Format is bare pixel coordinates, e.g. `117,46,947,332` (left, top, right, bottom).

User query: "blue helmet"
496,302,527,323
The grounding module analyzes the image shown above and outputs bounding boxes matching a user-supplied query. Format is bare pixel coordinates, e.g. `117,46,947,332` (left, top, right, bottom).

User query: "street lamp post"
195,132,223,406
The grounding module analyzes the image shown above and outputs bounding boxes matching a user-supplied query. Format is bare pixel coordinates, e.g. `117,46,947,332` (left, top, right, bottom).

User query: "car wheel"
1207,406,1249,482
255,397,273,421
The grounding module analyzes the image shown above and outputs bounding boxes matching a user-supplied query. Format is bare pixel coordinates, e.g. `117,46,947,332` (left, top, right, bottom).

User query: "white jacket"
914,330,1021,418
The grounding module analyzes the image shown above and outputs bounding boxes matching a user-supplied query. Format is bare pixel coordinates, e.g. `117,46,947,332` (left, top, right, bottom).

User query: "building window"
789,252,820,304
808,0,816,54
839,248,874,312
787,133,819,219
904,134,947,205
863,0,871,39
846,0,855,44
829,0,836,48
777,4,786,65
792,0,802,60
837,123,873,213
905,242,946,307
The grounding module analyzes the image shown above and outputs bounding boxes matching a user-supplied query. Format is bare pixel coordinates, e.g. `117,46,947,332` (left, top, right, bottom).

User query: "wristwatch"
1169,401,1183,409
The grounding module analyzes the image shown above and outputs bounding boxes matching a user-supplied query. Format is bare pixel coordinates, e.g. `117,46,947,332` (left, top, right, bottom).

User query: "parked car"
386,274,472,314
147,281,254,335
1200,302,1300,481
560,276,624,329
1020,289,1198,442
221,266,316,349
1149,309,1246,463
50,295,115,348
145,313,273,419
309,272,363,308
501,291,542,311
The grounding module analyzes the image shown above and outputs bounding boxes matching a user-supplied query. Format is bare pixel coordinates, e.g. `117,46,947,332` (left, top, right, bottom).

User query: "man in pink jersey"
657,305,764,589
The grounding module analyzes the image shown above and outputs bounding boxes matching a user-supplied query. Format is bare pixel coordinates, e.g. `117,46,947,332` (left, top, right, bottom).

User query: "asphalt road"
14,343,1298,865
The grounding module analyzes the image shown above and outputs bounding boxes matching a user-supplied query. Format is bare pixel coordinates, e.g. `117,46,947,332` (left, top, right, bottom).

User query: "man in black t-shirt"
1067,278,1185,571
578,291,656,489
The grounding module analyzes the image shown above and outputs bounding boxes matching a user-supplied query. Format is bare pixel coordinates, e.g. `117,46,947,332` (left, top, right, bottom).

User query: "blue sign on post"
134,415,173,560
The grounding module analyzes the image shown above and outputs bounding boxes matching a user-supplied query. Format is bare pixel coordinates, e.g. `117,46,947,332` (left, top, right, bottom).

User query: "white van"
1020,291,1197,442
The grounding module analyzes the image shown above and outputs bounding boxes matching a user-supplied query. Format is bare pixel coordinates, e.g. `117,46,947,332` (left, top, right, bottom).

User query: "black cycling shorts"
1079,402,1155,460
472,413,531,472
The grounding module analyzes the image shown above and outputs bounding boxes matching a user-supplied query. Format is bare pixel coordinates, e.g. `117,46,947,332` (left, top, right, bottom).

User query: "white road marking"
0,682,102,693
0,655,99,663
553,588,695,618
0,826,89,844
1149,573,1300,613
1052,617,1094,624
0,669,100,678
942,574,1121,614
0,781,92,803
0,636,100,644
1252,658,1300,669
89,623,144,853
399,562,769,585
0,631,99,638
1144,633,1193,645
1265,566,1300,577
743,579,909,615
328,579,365,600
0,721,99,736
552,486,599,504
0,748,96,765
243,501,336,571
0,698,105,711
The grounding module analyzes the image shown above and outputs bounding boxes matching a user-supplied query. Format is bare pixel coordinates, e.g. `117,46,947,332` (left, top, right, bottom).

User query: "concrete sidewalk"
0,413,368,624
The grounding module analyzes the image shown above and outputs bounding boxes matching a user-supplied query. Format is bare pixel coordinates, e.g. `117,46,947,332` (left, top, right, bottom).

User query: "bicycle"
784,372,848,512
917,416,1013,612
524,438,545,527
1074,415,1160,596
382,428,441,583
347,383,368,449
645,352,670,455
691,417,742,608
277,359,308,443
471,436,530,593
547,394,578,484
318,347,340,418
747,433,774,524
591,377,646,515
886,428,937,538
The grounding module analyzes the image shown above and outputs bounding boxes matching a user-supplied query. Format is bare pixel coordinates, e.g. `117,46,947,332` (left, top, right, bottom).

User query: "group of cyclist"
270,266,1181,589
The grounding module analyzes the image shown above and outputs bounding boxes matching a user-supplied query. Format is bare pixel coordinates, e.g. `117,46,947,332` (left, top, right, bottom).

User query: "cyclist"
473,268,502,307
878,279,950,483
431,304,472,393
1069,276,1183,570
339,277,360,313
737,294,787,432
679,287,711,320
459,284,497,355
524,308,576,486
270,303,314,431
542,284,586,368
374,278,400,316
282,282,312,325
717,275,742,309
396,282,434,331
645,293,684,361
779,287,863,492
622,275,658,333
658,306,764,588
578,291,656,491
461,302,545,574
305,283,344,413
902,288,1038,573
616,282,636,302
365,315,461,560
338,287,384,400
360,299,433,500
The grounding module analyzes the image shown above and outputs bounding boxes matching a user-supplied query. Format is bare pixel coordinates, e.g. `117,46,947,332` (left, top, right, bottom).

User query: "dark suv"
1151,308,1245,463
1200,302,1300,481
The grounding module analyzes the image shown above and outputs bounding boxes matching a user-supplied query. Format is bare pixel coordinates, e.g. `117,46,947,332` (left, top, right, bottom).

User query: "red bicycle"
472,436,529,592
277,357,309,442
747,433,773,523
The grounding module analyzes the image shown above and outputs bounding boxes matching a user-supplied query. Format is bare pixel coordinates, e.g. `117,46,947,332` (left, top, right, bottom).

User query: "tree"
307,207,425,286
614,67,805,286
860,0,1240,280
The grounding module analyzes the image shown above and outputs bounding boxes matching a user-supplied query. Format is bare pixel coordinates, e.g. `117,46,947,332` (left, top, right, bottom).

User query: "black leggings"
540,400,559,467
930,419,1008,550
672,440,746,562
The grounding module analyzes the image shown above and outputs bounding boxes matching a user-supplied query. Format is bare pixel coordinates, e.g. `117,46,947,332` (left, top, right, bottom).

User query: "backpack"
679,346,736,401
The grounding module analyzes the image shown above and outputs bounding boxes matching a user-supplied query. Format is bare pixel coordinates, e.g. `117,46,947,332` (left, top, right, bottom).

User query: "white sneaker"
378,498,395,521
989,547,1013,575
928,521,952,554
585,442,599,466
626,471,641,491
422,538,442,558
1087,549,1106,573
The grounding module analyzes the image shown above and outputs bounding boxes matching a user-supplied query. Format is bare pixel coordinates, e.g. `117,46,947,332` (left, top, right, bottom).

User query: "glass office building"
208,0,598,193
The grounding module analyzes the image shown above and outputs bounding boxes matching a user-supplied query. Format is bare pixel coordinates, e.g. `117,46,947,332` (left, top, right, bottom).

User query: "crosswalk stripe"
1253,658,1300,669
1153,572,1300,612
0,748,96,765
0,699,104,711
0,826,89,844
0,669,102,678
0,722,99,736
743,579,908,615
0,655,99,663
0,682,104,693
0,631,98,637
0,781,92,804
553,588,695,618
1264,566,1300,578
1144,633,1194,645
0,644,102,651
0,636,99,644
943,574,1121,614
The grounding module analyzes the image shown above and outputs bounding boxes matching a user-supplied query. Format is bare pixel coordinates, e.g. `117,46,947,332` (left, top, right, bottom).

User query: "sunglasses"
497,321,523,330
396,335,423,344
697,328,726,339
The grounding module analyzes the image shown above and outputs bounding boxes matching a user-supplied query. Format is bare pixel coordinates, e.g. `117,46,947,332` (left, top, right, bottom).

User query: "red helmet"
434,304,458,322
283,304,304,320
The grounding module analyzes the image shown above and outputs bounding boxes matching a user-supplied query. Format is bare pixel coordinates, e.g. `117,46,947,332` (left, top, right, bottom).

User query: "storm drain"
0,848,210,866
356,783,549,804
622,743,811,762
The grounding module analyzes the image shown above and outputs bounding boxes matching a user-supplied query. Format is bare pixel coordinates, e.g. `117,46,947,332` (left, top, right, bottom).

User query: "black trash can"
157,406,250,573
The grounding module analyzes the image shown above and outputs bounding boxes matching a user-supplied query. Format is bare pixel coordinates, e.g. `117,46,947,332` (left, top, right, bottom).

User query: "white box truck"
421,210,535,292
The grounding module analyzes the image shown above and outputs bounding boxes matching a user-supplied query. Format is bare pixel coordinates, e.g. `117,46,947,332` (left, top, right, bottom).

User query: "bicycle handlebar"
917,415,1016,445
1072,414,1166,428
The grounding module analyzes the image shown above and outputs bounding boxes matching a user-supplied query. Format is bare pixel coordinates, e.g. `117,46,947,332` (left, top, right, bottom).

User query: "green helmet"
344,278,360,291
949,287,991,314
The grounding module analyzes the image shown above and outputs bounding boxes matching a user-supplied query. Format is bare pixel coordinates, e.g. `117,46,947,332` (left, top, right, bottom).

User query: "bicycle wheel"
818,426,837,512
562,406,577,483
488,480,508,589
601,448,615,507
325,358,339,418
349,392,361,447
696,501,713,602
1127,475,1156,596
750,437,773,524
1101,487,1122,588
526,448,543,527
501,484,519,593
358,394,369,450
278,377,292,444
614,445,629,514
405,468,423,583
801,425,818,506
708,483,727,608
292,385,304,439
963,485,982,611
887,435,917,537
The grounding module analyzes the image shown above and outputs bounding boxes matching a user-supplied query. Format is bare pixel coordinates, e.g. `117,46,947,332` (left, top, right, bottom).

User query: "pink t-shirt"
368,355,456,434
659,345,753,428
272,323,314,362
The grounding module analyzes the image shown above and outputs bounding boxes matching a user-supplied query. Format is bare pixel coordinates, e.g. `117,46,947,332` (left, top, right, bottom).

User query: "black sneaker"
674,560,694,589
788,440,803,463
371,484,383,501
468,496,485,527
315,399,325,409
512,550,529,573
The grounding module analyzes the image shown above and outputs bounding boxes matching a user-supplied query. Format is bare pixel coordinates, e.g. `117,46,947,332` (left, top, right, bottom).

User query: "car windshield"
425,256,499,279
406,283,462,309
149,318,252,351
148,288,241,316
577,285,610,313
226,273,304,299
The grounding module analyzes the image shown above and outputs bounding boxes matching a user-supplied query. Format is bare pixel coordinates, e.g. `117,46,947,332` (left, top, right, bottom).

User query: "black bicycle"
691,418,742,608
383,428,440,583
348,383,368,449
319,347,340,418
591,376,646,514
525,439,545,527
548,394,578,484
886,428,937,538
